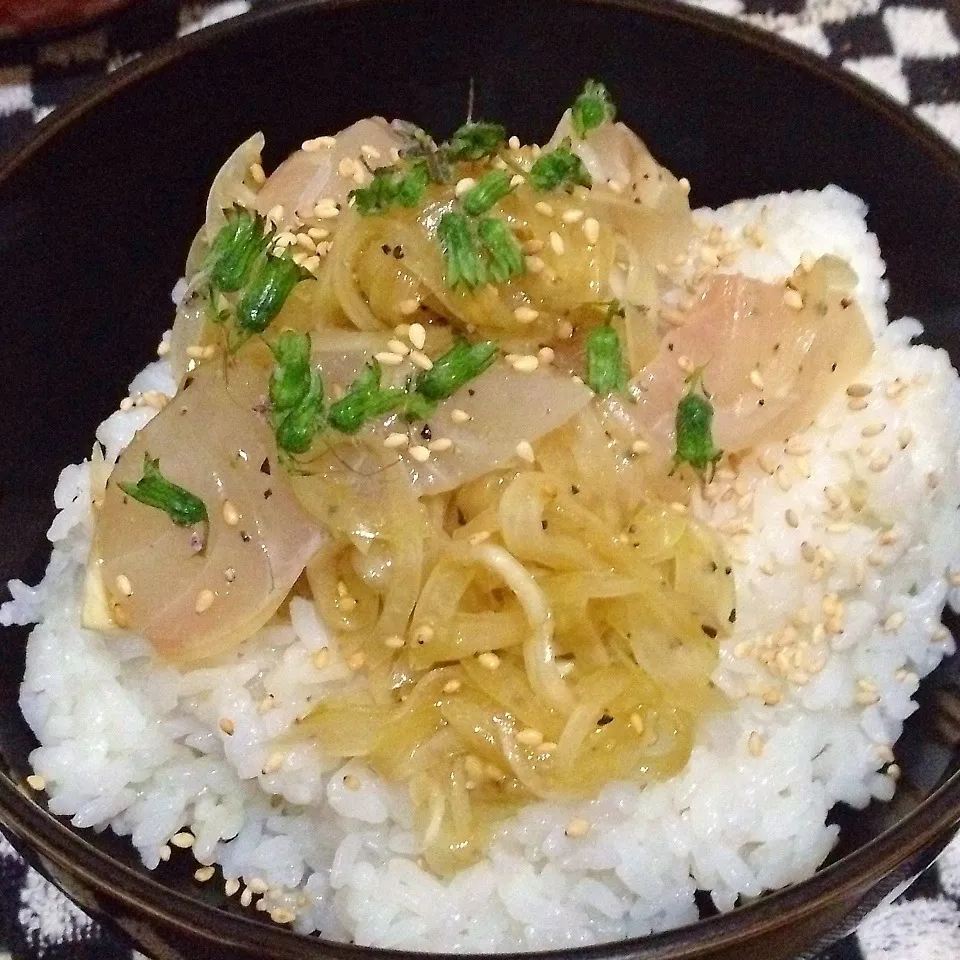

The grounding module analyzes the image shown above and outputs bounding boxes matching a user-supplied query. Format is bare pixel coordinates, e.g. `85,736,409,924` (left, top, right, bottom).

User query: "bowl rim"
1,0,960,957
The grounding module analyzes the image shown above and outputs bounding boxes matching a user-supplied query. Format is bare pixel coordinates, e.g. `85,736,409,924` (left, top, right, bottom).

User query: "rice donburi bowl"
4,82,960,950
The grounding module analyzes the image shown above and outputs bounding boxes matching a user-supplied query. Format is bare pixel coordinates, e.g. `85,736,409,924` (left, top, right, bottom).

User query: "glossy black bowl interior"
1,1,960,959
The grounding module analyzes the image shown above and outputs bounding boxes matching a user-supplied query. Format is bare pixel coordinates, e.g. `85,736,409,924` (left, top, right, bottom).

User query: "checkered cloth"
0,1,958,958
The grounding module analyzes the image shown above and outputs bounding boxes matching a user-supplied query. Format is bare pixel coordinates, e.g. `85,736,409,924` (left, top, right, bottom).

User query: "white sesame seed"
249,161,266,185
607,178,625,194
747,731,765,757
565,817,591,837
897,425,913,449
385,339,409,357
455,177,477,197
749,369,764,390
845,382,872,398
525,255,545,273
239,888,253,907
429,438,454,452
523,238,545,254
384,432,409,449
548,231,565,255
516,440,535,463
775,466,793,491
511,355,540,373
224,567,236,583
450,408,471,424
785,508,799,528
408,323,427,350
508,135,521,150
171,831,195,849
218,717,235,736
869,452,892,473
861,422,885,437
561,208,584,224
534,201,554,216
302,136,335,151
270,908,297,925
295,232,316,253
267,204,284,224
312,648,330,669
374,351,404,366
224,878,241,897
26,774,46,791
222,500,240,526
785,436,811,456
159,844,172,861
114,574,133,597
516,728,544,747
631,440,651,455
195,589,215,614
478,652,501,670
338,157,357,178
677,177,691,195
195,866,216,882
513,306,539,324
262,751,285,774
410,350,433,371
509,173,525,188
848,396,869,411
883,612,905,632
409,445,431,463
783,289,804,311
385,635,405,649
583,217,600,245
313,200,340,219
343,773,361,790
538,347,556,365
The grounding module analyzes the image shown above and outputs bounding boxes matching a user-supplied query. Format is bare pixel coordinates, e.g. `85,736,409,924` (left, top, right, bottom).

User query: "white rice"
4,186,959,952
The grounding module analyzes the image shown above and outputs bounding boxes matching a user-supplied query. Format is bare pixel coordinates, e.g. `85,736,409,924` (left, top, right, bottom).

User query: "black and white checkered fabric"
0,1,958,958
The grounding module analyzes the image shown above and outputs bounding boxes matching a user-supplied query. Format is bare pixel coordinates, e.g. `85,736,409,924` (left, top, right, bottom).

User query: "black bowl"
1,1,960,958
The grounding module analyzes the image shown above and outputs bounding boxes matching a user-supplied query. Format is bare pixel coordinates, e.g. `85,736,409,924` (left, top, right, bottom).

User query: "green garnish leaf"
571,80,616,139
674,372,722,478
118,455,209,528
461,170,514,217
476,217,524,284
237,254,311,333
400,390,437,422
207,207,271,292
529,140,592,192
328,362,405,434
351,159,430,216
438,211,486,289
444,121,507,162
416,339,497,402
585,312,627,395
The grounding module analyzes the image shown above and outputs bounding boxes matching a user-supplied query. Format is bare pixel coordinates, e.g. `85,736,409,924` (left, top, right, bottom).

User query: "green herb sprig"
585,301,627,394
529,139,592,193
270,331,324,455
207,207,271,292
476,217,524,284
237,254,312,333
119,455,209,528
350,159,430,217
674,370,722,479
416,339,497,401
571,80,616,139
328,362,407,434
461,170,514,217
444,121,507,162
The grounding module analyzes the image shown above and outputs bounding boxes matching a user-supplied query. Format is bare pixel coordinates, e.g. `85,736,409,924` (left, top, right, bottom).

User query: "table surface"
0,1,958,958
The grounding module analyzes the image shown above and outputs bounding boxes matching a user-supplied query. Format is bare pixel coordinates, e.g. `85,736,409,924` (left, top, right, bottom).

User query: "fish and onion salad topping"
80,82,879,876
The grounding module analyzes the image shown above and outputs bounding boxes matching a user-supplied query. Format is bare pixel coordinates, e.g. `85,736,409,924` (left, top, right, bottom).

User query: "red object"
0,0,132,34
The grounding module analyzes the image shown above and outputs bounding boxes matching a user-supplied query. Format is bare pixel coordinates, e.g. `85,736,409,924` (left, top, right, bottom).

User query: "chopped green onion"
118,455,208,528
351,159,430,216
674,373,722,477
207,207,271,292
585,317,627,395
328,362,405,434
529,140,592,192
461,170,514,217
438,211,486,289
476,217,524,284
444,121,506,162
571,80,616,139
237,254,310,333
415,339,497,402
